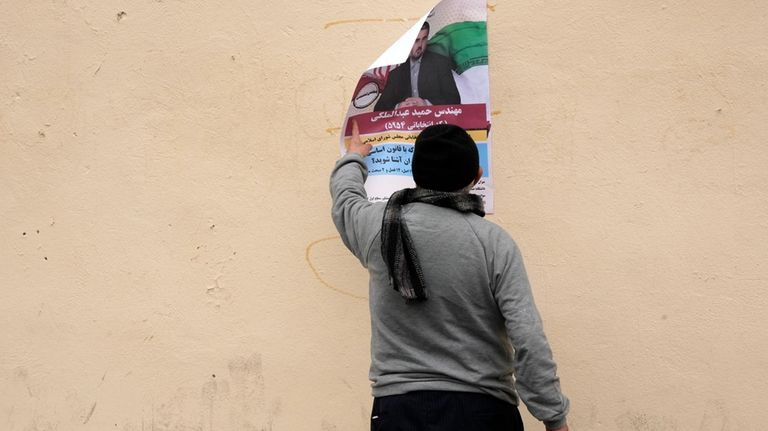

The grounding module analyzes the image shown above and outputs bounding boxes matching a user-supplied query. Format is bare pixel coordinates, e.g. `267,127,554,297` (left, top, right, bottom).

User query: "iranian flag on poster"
340,0,494,212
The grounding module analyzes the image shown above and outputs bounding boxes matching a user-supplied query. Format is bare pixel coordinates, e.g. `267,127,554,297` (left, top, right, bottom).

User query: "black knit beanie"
412,124,479,192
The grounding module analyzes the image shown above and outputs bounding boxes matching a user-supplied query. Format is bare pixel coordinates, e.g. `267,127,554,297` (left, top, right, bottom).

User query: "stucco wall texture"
1,1,766,430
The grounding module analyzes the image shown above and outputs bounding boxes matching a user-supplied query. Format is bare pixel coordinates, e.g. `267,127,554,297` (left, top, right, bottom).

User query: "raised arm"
329,121,380,265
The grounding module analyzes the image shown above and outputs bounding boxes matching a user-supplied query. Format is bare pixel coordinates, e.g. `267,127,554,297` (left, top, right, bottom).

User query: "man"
373,22,461,111
330,122,570,430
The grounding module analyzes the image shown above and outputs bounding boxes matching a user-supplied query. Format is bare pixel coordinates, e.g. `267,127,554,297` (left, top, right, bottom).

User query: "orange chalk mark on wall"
324,17,421,30
324,3,496,29
306,236,367,300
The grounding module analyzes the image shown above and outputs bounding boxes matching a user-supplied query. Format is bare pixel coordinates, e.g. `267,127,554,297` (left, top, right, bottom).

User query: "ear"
473,166,484,186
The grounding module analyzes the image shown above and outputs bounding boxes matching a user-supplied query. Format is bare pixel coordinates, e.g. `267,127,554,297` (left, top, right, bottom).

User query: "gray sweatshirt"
330,153,569,429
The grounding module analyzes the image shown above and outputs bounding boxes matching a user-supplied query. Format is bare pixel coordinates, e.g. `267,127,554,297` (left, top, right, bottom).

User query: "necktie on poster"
339,0,494,213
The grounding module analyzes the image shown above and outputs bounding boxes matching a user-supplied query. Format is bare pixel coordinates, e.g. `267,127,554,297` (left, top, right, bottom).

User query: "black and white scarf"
380,188,485,302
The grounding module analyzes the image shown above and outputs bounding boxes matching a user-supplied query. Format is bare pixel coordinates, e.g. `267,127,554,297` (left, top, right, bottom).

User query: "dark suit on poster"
373,51,461,112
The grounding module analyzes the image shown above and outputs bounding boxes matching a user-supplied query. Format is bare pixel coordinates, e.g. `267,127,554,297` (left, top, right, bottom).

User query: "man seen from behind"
330,122,570,430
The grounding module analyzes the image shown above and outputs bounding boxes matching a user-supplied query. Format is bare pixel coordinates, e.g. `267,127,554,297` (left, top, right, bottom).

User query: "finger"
352,120,361,144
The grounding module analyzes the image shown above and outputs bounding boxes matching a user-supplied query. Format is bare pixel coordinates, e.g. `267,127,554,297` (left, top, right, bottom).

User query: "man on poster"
373,21,461,111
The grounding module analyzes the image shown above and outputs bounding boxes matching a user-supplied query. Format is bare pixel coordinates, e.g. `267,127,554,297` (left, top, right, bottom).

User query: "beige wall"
1,1,766,430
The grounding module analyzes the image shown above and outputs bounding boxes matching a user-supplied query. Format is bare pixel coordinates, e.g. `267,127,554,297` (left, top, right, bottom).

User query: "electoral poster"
340,0,494,212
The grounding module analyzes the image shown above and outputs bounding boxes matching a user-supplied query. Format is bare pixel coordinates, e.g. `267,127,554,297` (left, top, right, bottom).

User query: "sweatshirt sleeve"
329,153,382,266
490,231,570,429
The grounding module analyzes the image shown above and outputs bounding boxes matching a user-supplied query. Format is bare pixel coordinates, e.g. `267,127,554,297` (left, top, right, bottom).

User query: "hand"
347,120,371,157
395,97,428,108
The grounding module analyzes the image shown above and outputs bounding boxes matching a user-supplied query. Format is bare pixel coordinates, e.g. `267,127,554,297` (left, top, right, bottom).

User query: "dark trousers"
371,390,524,431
